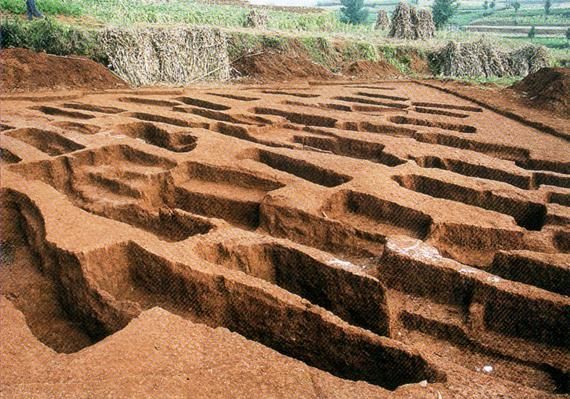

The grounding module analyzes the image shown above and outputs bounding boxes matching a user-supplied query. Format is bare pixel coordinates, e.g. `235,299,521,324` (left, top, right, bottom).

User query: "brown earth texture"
0,48,128,93
511,67,570,116
0,51,569,399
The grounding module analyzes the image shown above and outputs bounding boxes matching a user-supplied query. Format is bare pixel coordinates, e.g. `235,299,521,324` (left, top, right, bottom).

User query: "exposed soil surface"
342,60,401,80
512,67,570,116
233,50,336,82
1,79,569,398
0,48,128,93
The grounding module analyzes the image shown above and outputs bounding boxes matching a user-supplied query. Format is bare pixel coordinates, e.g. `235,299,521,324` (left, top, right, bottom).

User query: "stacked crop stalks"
414,8,435,39
245,9,269,29
389,1,415,39
389,2,435,40
433,39,549,78
375,10,391,31
99,26,230,86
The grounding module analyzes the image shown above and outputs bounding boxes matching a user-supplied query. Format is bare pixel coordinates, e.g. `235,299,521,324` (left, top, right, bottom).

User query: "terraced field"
0,81,568,398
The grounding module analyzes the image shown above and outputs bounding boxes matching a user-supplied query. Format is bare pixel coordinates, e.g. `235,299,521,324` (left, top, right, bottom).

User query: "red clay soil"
342,60,401,80
0,48,128,93
232,51,336,83
1,78,569,397
422,78,569,140
511,67,569,116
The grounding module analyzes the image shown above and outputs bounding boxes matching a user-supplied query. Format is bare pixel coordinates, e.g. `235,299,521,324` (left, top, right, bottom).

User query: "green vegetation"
0,0,565,79
340,0,369,25
432,0,460,29
0,0,374,34
507,35,568,49
0,0,82,16
0,17,104,60
465,7,570,26
528,25,536,38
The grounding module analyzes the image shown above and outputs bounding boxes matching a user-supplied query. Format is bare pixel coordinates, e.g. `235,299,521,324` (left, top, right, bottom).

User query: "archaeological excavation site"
1,72,568,398
0,0,569,397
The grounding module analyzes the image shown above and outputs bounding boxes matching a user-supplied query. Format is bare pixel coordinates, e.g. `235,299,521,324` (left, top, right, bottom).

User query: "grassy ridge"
0,0,372,34
0,0,82,16
467,7,570,26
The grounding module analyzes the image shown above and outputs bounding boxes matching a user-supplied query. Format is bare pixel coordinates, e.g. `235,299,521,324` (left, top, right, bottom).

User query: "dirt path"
1,80,568,398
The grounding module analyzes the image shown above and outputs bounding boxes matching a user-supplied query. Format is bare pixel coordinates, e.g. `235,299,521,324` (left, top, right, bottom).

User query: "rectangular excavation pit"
416,132,531,164
390,115,477,134
195,241,390,336
489,251,570,296
413,155,532,189
63,103,125,114
126,112,208,128
174,162,284,229
174,96,231,111
79,241,443,390
335,96,409,109
0,123,14,131
6,128,85,156
414,107,469,119
323,190,433,240
93,206,215,243
32,106,95,120
534,171,570,189
0,189,95,353
0,148,22,165
51,121,101,135
174,106,261,126
251,149,352,187
378,238,569,349
114,122,197,153
119,97,183,107
262,90,320,98
252,107,338,128
412,102,483,113
393,174,547,231
9,145,184,240
294,135,406,167
356,91,410,102
208,93,260,102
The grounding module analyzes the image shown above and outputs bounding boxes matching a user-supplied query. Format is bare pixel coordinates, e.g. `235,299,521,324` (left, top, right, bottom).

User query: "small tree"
528,25,536,38
544,0,551,16
340,0,369,25
483,0,489,10
513,1,520,23
490,0,496,9
432,0,459,29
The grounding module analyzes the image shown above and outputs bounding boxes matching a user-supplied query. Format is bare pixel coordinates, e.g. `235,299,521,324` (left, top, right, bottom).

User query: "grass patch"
0,17,104,61
465,7,570,26
0,0,83,16
380,46,412,74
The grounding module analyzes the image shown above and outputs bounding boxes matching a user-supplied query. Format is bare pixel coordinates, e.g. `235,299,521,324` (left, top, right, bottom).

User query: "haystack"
375,10,391,31
414,9,435,39
245,9,269,29
99,26,230,86
433,39,549,78
389,1,416,40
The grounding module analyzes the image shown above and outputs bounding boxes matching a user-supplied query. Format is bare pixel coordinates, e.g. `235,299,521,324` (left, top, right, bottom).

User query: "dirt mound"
512,67,569,115
0,48,127,93
232,51,336,82
342,60,401,79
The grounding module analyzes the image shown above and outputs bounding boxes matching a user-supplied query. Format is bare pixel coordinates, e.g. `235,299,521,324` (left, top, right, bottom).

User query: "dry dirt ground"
0,79,569,398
